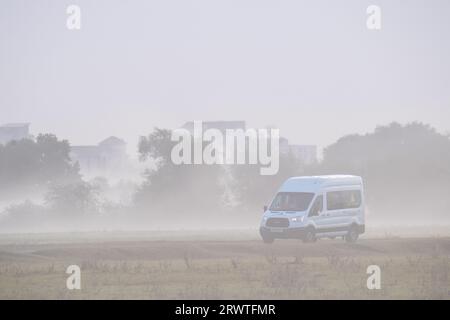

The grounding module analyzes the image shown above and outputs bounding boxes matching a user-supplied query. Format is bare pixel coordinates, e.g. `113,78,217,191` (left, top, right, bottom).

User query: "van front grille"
266,217,290,228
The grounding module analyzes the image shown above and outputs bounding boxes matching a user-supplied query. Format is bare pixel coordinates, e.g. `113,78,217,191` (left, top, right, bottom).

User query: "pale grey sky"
1,0,450,156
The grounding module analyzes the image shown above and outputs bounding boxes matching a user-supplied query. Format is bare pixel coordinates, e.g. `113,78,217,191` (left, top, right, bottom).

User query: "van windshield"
270,192,315,212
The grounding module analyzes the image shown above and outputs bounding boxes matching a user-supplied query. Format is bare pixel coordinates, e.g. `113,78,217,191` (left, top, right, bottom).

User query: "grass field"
0,230,449,299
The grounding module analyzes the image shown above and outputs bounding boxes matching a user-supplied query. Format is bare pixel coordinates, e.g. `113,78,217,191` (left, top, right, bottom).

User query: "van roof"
279,175,363,193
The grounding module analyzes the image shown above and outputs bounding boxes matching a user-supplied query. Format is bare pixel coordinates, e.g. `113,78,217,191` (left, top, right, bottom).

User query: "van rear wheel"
345,225,359,243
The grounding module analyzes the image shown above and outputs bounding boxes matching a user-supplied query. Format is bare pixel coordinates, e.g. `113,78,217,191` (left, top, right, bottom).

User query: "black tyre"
302,227,316,243
345,225,359,243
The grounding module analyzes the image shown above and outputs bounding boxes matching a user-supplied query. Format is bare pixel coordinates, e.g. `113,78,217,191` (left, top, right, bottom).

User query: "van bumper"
259,226,307,239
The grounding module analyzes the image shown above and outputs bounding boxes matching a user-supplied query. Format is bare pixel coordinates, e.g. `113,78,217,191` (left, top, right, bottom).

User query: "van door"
310,192,339,232
307,194,328,229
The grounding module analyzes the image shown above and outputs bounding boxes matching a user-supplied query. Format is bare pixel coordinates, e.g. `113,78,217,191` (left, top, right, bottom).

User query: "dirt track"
1,237,449,262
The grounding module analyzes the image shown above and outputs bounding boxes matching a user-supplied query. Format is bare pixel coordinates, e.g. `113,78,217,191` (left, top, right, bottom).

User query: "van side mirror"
263,205,268,212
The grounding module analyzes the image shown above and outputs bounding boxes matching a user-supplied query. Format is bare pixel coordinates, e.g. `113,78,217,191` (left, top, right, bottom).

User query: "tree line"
1,122,449,231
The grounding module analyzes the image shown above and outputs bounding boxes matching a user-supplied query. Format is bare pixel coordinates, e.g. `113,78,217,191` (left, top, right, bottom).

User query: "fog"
1,0,450,235
0,122,449,234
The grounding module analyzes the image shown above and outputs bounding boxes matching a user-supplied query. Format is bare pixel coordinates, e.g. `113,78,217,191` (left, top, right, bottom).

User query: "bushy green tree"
0,134,80,198
319,122,450,220
45,181,98,215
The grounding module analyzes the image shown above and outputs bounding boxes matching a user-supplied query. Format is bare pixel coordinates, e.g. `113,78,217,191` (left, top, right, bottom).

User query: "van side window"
308,195,323,217
327,190,361,210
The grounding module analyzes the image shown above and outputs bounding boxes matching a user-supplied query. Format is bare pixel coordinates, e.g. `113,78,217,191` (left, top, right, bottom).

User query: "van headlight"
291,216,304,223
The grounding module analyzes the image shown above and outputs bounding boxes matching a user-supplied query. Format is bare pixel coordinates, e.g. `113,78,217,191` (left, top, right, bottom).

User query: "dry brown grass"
0,235,449,299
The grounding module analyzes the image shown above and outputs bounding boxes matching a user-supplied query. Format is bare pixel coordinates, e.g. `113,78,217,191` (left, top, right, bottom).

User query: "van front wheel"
345,225,359,243
303,228,316,243
262,235,275,244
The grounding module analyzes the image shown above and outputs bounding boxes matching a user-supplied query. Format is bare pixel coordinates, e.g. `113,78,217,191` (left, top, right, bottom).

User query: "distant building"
70,136,128,179
0,123,31,144
181,121,246,135
280,137,317,165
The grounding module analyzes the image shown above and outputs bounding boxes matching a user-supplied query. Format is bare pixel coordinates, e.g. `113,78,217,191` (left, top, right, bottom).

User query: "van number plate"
270,228,284,233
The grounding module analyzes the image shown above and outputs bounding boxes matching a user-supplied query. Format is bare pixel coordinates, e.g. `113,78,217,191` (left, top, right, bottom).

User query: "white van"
260,175,365,243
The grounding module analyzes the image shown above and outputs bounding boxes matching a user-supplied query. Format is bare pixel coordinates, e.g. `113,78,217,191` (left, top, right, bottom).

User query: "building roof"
98,136,127,147
71,137,127,152
71,145,99,151
1,123,30,128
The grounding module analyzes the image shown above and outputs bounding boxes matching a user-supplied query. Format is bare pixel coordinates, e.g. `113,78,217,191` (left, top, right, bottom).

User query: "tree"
138,128,174,167
45,181,98,214
0,134,80,199
319,122,450,220
135,128,227,221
